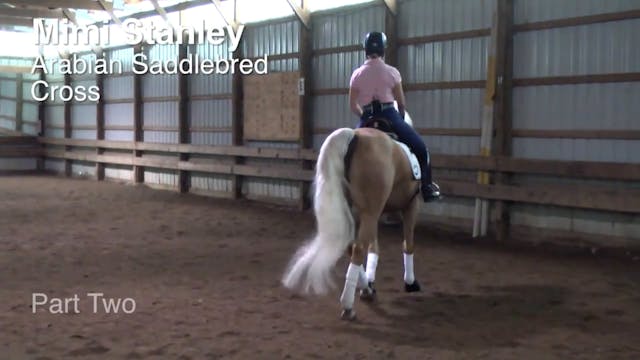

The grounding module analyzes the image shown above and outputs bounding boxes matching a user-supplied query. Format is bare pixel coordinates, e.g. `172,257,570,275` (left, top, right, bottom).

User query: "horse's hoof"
359,284,377,302
404,280,421,292
340,309,356,321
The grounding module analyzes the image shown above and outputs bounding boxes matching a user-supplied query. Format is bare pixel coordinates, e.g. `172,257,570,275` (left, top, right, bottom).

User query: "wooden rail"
28,136,640,214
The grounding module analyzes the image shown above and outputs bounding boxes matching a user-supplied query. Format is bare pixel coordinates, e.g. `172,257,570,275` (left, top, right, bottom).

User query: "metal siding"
44,159,65,173
0,158,37,171
71,103,96,128
44,104,65,130
513,19,640,78
142,73,178,98
105,103,134,127
0,79,17,97
514,0,640,24
103,76,134,100
106,47,134,72
399,0,496,37
243,20,300,58
312,5,385,49
399,37,489,82
511,3,640,238
71,161,97,177
189,71,232,96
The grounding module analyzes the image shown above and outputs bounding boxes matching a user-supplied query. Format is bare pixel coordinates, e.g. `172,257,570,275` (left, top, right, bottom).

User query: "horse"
282,110,423,320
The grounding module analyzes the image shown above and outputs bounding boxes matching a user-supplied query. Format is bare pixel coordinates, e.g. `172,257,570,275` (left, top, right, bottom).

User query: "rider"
349,31,441,202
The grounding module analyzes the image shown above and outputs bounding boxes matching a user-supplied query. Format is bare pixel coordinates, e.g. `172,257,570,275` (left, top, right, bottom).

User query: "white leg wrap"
340,263,360,310
357,265,368,289
365,252,379,283
403,253,415,284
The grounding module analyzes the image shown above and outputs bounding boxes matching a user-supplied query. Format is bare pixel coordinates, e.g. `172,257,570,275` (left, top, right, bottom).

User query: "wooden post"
96,51,105,180
492,0,514,242
15,73,23,132
133,44,144,183
231,18,244,199
63,55,72,177
178,41,190,193
383,0,398,67
298,8,313,210
37,68,46,170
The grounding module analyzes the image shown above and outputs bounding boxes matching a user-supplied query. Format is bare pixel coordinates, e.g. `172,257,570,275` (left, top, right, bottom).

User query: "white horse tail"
282,128,356,295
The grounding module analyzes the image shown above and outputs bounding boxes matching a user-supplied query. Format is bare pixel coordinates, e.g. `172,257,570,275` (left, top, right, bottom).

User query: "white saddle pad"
394,140,421,180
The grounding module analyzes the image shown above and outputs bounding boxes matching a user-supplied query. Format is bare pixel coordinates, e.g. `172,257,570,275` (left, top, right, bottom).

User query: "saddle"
360,104,421,180
362,99,400,141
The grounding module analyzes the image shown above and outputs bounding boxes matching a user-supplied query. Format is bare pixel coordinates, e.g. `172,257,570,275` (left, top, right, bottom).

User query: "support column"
15,73,23,132
63,55,72,177
133,44,144,183
382,0,398,67
492,0,514,242
96,51,105,180
298,9,313,210
178,41,190,193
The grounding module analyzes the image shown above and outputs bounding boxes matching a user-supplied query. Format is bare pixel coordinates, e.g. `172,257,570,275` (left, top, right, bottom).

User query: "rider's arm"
349,87,363,118
392,82,407,119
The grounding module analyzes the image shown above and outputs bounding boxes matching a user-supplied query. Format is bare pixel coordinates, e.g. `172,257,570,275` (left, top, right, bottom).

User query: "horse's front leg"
402,196,421,292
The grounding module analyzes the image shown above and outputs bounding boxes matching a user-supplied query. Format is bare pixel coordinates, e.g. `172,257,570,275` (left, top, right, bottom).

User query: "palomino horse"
282,112,422,320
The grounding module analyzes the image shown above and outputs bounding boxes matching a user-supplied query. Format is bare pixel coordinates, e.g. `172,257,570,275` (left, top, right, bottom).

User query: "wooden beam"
0,147,43,158
440,180,640,214
383,0,398,67
285,0,311,29
0,136,37,145
514,73,640,87
312,45,362,56
5,0,111,10
512,129,640,140
63,55,72,177
15,74,23,133
492,0,514,242
298,11,313,210
398,28,491,46
133,45,144,183
178,40,190,193
380,0,397,15
96,51,105,181
231,30,244,199
0,7,64,18
208,0,239,30
0,15,33,27
0,65,31,74
513,9,640,32
35,136,640,182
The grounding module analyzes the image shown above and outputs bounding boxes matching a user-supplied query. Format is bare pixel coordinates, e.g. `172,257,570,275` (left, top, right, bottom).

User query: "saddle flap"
394,140,421,180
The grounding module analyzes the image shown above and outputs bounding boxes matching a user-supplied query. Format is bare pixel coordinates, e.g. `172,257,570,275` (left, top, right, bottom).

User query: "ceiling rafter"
3,0,112,11
285,0,310,29
209,0,239,30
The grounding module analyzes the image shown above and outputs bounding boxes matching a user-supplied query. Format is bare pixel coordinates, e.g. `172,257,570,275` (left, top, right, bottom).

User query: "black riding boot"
420,154,441,203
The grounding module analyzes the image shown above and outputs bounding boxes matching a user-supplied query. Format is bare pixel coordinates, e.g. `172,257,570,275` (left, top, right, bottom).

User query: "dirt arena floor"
1,175,639,359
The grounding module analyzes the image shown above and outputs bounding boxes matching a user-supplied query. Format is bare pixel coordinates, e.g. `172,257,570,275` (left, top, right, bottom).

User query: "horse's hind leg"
340,213,379,320
402,196,421,292
359,235,379,302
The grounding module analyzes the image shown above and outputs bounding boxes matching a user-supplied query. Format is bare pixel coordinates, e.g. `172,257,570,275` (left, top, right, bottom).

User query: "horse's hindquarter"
349,129,419,212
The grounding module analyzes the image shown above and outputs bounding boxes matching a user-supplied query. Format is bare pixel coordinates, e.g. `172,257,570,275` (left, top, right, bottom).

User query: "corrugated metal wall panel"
0,79,17,97
513,83,640,131
71,103,96,128
71,161,96,177
189,71,232,96
143,102,178,128
514,0,640,24
103,76,134,100
514,19,640,78
104,103,134,127
106,47,134,72
0,158,37,171
71,129,96,140
313,5,385,49
142,74,178,98
399,0,495,37
399,37,489,82
44,159,65,173
144,168,179,187
511,1,640,238
104,163,133,181
44,104,64,130
242,20,300,57
147,44,179,62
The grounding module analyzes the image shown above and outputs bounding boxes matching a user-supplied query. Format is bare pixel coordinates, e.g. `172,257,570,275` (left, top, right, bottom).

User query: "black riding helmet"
364,31,387,57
